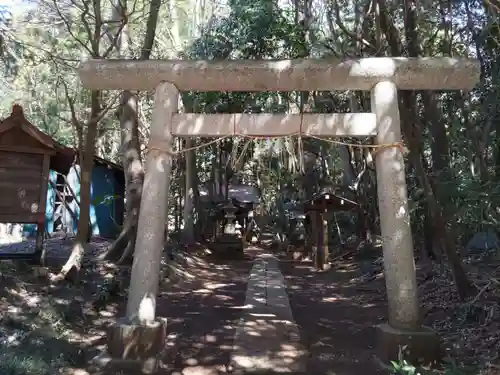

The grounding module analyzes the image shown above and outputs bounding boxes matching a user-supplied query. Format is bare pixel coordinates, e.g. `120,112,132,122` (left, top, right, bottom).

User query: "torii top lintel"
78,58,480,92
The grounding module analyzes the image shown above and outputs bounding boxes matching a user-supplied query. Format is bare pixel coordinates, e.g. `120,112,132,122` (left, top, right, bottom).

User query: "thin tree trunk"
58,92,100,280
182,138,195,243
190,148,202,238
104,91,142,264
102,0,162,263
376,0,476,299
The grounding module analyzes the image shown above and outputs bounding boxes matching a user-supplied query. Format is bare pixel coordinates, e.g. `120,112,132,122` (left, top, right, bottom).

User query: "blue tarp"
24,165,123,239
64,164,122,238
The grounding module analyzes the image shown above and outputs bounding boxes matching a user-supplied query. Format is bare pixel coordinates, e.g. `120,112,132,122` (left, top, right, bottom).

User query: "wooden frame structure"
78,57,480,364
0,105,126,260
0,105,55,258
304,190,359,271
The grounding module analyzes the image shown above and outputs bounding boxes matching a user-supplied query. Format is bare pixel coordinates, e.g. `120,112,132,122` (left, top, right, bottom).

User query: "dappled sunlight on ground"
0,258,122,375
229,253,306,373
279,256,387,375
156,256,253,374
0,241,392,375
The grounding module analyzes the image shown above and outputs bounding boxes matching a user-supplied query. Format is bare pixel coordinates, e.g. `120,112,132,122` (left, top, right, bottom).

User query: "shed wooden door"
0,151,44,223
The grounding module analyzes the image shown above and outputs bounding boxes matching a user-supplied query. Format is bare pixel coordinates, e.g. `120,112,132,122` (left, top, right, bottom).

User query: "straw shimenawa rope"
146,115,409,161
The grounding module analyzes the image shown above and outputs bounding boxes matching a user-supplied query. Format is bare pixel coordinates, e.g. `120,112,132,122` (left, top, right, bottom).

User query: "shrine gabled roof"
0,104,56,149
0,104,123,175
199,184,260,204
303,185,359,211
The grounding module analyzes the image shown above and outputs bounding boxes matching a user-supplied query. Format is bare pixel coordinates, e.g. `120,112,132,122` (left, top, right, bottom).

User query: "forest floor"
314,245,500,374
0,236,499,374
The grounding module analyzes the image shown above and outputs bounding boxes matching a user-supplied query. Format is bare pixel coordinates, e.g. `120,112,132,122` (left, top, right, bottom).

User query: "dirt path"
279,258,388,375
154,249,389,375
156,256,254,374
0,239,391,375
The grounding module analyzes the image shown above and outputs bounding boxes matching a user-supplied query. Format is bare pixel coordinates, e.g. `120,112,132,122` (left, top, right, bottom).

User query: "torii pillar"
78,57,479,371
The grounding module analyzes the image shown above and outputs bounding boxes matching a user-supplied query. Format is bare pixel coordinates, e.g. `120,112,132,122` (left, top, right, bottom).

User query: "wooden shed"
0,105,55,259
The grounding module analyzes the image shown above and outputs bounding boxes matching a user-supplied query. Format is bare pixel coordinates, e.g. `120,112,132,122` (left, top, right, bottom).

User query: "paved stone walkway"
154,248,386,375
230,253,306,373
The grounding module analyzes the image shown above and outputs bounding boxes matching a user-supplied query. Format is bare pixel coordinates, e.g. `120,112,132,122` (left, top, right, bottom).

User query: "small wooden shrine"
283,201,306,244
0,105,56,261
303,187,358,270
200,184,260,256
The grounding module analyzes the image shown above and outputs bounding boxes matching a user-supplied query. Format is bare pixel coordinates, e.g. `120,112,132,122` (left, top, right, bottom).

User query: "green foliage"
390,347,481,375
391,359,419,375
0,353,57,375
91,193,122,207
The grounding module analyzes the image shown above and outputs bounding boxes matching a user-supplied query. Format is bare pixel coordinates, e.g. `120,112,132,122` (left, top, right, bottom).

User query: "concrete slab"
230,253,306,373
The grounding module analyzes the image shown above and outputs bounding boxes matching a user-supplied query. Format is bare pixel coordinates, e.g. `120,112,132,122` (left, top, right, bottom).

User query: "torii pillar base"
90,318,167,374
375,323,441,367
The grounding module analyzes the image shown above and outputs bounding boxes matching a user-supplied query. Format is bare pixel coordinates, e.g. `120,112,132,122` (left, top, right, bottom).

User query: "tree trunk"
190,149,202,238
376,0,476,299
102,0,162,263
422,91,454,219
182,138,195,243
58,92,100,280
412,146,476,299
104,91,143,264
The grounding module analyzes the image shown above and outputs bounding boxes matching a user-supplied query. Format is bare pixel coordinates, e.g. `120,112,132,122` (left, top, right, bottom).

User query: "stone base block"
375,323,441,366
211,236,244,259
291,251,305,261
91,352,159,374
33,266,49,278
90,317,167,374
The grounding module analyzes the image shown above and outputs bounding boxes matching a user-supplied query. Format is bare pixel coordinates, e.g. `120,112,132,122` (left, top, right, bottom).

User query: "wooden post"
318,199,328,270
304,212,312,259
321,212,330,271
35,154,51,264
312,210,322,270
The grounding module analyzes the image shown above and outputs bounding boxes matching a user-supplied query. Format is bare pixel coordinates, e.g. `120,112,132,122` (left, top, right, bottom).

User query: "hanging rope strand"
147,126,408,160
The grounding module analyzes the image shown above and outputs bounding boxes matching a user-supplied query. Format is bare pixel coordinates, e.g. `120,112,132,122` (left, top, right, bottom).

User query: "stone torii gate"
79,58,479,371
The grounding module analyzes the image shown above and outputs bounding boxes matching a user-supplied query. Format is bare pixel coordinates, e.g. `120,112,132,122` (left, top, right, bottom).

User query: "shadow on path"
280,258,388,375
150,247,390,375
157,257,253,374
